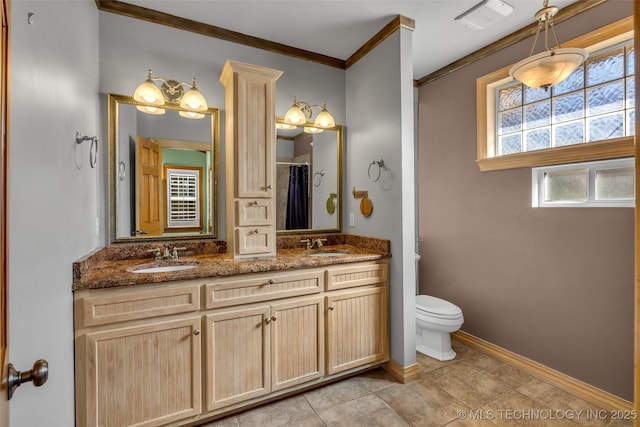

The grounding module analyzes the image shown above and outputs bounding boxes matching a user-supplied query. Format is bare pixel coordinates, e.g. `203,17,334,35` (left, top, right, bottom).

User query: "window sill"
476,137,634,172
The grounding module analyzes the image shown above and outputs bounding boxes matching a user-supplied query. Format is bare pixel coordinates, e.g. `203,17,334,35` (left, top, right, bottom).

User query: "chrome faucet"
313,238,327,249
300,239,313,250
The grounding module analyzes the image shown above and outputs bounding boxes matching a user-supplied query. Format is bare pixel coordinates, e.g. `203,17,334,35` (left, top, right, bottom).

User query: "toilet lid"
416,295,462,317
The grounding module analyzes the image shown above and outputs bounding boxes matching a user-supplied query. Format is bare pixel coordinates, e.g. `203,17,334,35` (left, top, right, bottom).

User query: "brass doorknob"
8,359,48,400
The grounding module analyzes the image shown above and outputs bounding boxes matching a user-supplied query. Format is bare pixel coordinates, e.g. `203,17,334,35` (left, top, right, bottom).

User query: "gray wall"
418,1,634,400
346,27,416,366
8,1,100,426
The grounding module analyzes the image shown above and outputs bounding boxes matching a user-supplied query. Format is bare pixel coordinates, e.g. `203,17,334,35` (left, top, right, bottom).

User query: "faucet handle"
147,248,161,260
172,247,187,259
313,238,327,248
300,239,312,250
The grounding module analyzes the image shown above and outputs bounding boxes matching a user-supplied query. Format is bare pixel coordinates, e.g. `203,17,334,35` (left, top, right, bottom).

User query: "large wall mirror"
108,94,220,243
276,117,343,234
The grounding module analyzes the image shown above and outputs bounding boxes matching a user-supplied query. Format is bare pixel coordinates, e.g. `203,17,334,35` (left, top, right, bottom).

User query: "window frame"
531,157,634,208
477,16,634,172
164,165,203,231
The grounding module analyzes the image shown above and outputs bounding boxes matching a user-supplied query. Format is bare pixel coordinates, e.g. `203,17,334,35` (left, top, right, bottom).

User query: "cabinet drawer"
325,262,388,291
235,226,273,254
235,199,272,226
75,285,200,328
205,270,323,309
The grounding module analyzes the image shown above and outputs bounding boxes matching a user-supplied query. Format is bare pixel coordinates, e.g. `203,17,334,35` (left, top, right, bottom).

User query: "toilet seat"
416,295,462,319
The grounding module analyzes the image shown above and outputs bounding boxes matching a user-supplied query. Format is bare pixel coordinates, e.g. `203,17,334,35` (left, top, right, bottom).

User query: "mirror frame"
275,117,343,236
108,93,220,243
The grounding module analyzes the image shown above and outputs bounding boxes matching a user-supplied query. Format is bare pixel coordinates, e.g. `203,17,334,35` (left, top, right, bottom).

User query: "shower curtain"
286,164,309,229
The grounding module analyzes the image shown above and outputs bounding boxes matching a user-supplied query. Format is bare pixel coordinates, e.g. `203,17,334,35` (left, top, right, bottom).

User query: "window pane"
498,84,522,111
586,47,624,86
596,167,634,200
587,112,624,141
586,80,624,116
498,133,522,155
627,109,635,135
627,45,634,76
524,86,550,104
553,121,584,147
524,101,550,129
553,92,584,123
626,76,634,108
544,169,588,202
498,109,522,134
525,127,550,151
552,66,584,96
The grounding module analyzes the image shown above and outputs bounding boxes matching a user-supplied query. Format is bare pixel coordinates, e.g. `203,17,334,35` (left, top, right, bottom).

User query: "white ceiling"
122,0,578,79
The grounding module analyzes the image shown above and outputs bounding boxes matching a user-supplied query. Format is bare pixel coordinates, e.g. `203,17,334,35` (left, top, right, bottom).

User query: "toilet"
415,295,464,361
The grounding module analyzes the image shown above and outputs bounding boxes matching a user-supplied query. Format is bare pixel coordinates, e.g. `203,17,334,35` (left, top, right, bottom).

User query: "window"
164,166,202,229
477,17,634,172
532,158,634,208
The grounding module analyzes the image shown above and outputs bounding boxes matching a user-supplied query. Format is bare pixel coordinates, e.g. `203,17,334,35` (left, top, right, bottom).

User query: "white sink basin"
128,262,199,274
307,252,349,257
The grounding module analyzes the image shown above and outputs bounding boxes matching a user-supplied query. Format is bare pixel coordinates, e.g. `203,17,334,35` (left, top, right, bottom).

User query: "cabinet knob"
328,306,335,311
253,229,259,234
264,317,271,324
263,184,272,191
193,329,201,336
266,279,275,285
249,200,258,206
271,316,277,322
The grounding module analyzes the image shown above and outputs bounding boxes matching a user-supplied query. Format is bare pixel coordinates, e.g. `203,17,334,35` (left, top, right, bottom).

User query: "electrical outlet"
349,213,355,227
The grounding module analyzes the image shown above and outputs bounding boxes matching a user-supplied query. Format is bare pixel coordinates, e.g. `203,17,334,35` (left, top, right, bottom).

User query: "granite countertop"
73,234,390,291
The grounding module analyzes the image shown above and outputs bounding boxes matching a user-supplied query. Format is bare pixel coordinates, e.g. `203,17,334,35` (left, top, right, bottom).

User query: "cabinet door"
205,305,271,411
326,286,389,375
270,296,324,391
82,317,202,427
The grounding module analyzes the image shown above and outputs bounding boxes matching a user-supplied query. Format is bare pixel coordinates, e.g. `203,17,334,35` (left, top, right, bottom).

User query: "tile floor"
202,340,635,427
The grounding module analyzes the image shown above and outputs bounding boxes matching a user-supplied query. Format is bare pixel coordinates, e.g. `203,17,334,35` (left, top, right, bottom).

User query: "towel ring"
368,159,384,182
313,170,325,187
76,131,99,168
118,161,126,181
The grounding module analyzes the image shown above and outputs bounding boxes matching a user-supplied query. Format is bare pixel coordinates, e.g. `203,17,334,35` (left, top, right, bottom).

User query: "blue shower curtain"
286,165,309,230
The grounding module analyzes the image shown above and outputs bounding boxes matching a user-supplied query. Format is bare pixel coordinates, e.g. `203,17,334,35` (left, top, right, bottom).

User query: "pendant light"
509,0,588,89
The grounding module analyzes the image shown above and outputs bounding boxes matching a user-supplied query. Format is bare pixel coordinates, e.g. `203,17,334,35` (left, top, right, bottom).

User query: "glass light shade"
314,107,335,129
136,105,165,115
284,104,307,125
180,87,208,112
179,110,205,119
133,79,165,106
276,122,297,130
304,126,324,134
509,48,588,89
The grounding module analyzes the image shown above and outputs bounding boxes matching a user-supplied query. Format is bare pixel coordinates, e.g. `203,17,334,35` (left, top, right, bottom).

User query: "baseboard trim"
383,358,420,384
452,331,633,411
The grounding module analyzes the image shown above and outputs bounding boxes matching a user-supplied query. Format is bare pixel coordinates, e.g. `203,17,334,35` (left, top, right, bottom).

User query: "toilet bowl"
415,295,464,361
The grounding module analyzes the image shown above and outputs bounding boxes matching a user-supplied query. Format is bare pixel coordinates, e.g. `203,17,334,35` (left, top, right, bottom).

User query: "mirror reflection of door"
136,135,162,236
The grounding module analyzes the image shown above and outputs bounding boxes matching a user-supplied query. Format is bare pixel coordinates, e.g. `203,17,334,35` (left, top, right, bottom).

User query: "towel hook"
76,131,98,168
368,159,384,182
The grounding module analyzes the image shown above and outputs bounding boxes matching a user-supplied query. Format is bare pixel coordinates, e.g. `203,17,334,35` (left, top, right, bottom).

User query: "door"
0,0,9,423
136,135,162,236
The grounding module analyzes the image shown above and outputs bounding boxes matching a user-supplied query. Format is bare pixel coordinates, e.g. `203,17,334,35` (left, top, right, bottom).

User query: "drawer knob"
253,229,259,234
249,200,258,206
271,316,277,322
193,329,201,336
328,306,335,311
267,279,275,285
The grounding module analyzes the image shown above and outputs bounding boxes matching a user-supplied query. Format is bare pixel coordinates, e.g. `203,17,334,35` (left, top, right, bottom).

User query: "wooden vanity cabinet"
74,260,388,427
74,285,203,427
220,60,283,258
325,262,390,375
204,295,324,411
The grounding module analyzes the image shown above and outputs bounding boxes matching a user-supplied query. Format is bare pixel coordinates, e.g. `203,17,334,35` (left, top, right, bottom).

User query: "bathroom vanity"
72,237,390,427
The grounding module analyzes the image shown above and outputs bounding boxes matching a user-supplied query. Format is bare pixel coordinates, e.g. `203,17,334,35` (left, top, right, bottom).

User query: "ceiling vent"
455,0,514,30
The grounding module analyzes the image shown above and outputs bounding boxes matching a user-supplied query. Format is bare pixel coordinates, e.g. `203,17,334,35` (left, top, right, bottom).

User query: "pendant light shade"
509,1,588,89
284,97,307,125
313,103,336,128
510,48,588,89
133,70,165,106
179,78,208,112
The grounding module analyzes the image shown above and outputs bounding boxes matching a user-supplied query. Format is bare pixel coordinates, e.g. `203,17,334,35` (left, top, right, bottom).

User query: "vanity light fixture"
133,70,209,119
284,97,335,129
509,0,588,89
276,122,297,130
303,126,324,134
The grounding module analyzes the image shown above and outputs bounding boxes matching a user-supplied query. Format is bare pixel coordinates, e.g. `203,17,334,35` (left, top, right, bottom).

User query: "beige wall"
418,1,634,400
